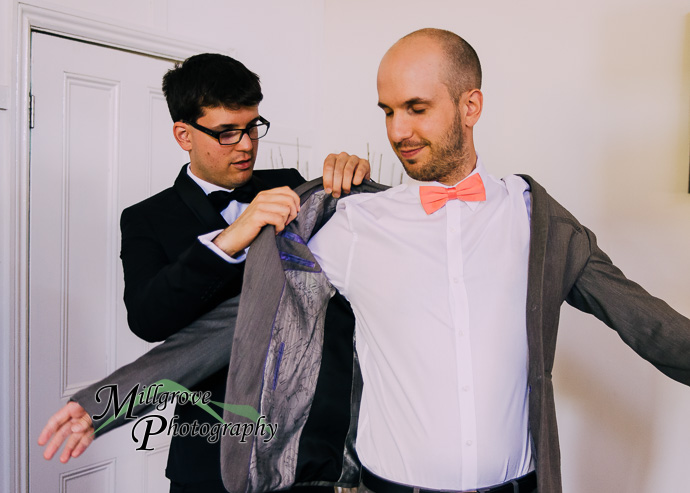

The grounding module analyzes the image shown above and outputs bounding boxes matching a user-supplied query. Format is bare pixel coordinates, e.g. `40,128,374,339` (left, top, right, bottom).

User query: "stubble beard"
397,111,468,184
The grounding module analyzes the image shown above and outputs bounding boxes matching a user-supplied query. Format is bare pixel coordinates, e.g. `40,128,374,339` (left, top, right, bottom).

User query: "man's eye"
411,107,426,114
219,130,242,139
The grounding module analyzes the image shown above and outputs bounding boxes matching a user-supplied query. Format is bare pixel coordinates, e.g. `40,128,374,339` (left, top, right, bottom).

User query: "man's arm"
121,208,245,342
38,294,240,461
124,156,369,342
566,227,690,385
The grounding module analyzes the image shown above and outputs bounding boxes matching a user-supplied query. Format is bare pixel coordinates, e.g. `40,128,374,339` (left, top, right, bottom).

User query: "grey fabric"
520,175,690,493
73,295,240,434
221,182,387,493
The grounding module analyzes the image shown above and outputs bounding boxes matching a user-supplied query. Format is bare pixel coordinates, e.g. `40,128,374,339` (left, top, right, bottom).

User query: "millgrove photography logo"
92,379,277,451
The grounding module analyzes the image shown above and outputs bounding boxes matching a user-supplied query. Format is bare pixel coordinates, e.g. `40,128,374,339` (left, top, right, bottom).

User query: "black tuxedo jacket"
119,164,305,483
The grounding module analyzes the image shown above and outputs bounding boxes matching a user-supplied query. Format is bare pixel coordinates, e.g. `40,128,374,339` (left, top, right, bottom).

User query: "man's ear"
461,89,483,128
173,121,193,151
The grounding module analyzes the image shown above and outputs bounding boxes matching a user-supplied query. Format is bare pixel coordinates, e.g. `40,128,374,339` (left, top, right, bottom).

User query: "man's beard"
396,110,467,183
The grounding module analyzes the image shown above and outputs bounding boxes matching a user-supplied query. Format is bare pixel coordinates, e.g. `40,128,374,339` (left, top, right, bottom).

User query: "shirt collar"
186,164,234,195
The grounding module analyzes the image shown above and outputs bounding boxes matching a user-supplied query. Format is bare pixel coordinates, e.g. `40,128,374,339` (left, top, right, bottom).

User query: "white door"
28,32,187,492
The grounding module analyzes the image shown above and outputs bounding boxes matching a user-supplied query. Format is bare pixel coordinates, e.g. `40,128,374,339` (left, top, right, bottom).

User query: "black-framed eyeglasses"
184,116,270,145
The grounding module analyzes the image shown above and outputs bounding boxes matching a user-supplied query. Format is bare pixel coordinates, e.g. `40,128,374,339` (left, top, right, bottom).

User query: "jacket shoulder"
519,174,584,232
121,185,183,220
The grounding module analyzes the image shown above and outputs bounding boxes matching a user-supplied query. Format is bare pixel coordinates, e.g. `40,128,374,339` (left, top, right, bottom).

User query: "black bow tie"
207,184,258,213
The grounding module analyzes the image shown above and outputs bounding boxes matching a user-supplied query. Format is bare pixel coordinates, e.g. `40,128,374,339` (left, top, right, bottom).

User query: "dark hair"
402,28,482,102
162,53,263,122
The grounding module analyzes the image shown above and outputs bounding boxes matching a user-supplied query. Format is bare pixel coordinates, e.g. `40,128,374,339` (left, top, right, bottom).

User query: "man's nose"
234,131,254,151
387,114,413,144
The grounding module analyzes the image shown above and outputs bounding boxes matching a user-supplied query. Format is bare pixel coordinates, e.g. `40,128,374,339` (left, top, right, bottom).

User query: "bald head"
391,28,482,103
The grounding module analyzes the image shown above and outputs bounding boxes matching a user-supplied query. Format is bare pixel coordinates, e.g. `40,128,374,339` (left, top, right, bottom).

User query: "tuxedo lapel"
173,165,230,231
173,165,279,232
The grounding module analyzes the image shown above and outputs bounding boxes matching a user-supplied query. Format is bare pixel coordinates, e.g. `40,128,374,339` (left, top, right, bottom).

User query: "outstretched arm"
566,227,690,385
37,294,240,462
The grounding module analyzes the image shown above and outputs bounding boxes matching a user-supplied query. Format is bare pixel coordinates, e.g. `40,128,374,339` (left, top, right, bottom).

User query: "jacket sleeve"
120,206,244,342
566,226,690,386
72,295,240,436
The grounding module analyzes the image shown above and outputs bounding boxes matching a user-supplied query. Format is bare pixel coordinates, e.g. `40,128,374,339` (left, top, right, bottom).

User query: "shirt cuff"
198,230,247,264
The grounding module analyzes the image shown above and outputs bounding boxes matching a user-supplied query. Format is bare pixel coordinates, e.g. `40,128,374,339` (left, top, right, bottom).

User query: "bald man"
305,29,690,493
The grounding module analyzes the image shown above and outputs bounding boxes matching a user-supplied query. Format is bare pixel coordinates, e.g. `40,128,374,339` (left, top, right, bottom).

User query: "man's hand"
38,401,95,463
212,186,300,256
212,153,370,257
322,152,371,198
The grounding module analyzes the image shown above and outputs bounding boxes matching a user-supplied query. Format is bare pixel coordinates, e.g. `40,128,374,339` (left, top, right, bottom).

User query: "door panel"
29,32,185,492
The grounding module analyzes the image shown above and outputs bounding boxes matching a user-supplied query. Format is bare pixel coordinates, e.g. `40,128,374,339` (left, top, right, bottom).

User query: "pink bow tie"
419,173,486,214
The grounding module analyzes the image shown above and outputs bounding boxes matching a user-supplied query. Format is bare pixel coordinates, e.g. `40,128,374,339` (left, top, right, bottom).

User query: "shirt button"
462,385,470,392
458,331,464,337
453,277,459,283
466,440,473,446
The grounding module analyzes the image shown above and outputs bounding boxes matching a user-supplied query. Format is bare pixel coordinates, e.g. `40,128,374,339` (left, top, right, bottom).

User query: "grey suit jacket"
74,176,690,493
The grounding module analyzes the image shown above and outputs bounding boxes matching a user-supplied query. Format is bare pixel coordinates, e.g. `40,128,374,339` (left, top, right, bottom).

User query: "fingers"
70,432,95,459
41,420,68,460
322,152,371,198
262,187,300,223
58,424,94,463
43,419,81,461
39,402,94,462
322,153,337,195
353,157,371,185
248,187,301,231
213,187,301,255
38,401,82,446
324,152,350,198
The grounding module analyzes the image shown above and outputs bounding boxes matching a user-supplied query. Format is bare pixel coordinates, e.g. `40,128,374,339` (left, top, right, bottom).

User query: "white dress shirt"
308,161,534,490
186,165,249,263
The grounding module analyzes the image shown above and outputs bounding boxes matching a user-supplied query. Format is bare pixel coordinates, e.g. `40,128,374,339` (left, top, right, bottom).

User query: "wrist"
211,228,247,257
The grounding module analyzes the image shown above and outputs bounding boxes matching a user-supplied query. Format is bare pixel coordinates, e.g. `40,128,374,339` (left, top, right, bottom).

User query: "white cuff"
198,230,247,264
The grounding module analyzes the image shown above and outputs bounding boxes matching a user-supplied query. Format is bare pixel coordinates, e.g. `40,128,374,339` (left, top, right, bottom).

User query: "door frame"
7,4,223,491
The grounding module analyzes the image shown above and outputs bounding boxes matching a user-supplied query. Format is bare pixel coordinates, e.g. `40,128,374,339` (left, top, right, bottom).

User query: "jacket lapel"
519,174,547,362
174,165,275,231
517,174,549,477
174,164,272,231
173,165,228,231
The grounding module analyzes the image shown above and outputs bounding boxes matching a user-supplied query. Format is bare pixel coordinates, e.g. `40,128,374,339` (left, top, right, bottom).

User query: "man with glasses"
39,53,368,493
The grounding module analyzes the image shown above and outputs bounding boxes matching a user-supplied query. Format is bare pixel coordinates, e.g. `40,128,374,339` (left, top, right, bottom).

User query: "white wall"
320,1,690,492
